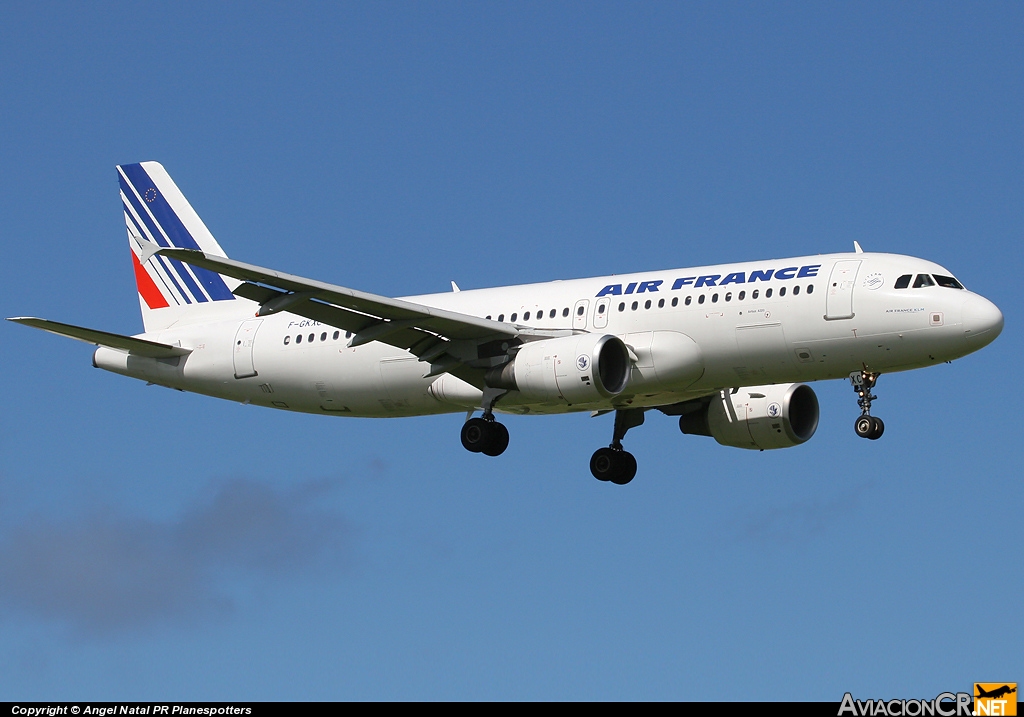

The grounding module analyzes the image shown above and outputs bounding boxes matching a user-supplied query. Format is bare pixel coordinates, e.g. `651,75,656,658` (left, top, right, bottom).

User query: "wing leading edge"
150,245,574,386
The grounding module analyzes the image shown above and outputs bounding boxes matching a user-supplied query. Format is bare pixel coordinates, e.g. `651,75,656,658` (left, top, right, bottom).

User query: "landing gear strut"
461,388,510,456
850,370,884,440
590,409,644,485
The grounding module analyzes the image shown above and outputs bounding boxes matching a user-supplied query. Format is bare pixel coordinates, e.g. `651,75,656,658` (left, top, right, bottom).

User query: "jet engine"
678,383,819,450
485,333,630,405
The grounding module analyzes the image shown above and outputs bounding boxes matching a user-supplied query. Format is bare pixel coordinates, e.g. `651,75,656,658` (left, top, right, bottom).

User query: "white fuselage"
93,251,1003,418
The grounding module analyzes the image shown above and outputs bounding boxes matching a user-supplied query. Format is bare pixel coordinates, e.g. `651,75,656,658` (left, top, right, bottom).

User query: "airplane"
976,685,1016,700
8,162,1004,485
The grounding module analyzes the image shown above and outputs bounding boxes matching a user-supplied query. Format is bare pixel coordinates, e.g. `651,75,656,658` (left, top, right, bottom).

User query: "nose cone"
962,294,1004,349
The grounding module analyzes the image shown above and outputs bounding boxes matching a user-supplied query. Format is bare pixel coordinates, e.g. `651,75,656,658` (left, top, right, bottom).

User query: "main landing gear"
459,391,644,485
589,409,644,485
461,388,510,457
851,370,884,440
461,415,509,456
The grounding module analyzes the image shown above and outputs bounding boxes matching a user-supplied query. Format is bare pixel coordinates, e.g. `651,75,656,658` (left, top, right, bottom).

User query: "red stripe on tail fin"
131,250,170,309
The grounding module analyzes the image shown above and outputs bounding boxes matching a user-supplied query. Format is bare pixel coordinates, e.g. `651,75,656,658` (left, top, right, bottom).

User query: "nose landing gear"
590,408,644,485
851,370,884,440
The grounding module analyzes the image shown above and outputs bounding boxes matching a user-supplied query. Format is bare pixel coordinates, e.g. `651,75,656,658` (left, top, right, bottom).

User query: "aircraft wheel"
590,447,619,482
854,415,875,439
461,417,491,453
482,421,510,456
610,451,637,485
868,416,884,440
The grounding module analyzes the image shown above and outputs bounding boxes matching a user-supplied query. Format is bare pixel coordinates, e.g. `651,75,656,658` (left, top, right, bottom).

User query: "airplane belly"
378,356,449,416
731,321,795,383
622,331,704,391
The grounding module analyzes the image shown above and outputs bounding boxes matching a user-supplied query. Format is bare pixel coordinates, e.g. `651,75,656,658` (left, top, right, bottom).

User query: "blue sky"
0,2,1020,700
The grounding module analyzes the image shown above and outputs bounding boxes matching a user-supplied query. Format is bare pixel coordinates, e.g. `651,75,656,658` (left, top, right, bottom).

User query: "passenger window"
752,290,759,299
913,274,935,288
498,314,504,322
658,298,664,308
486,315,491,320
766,288,773,298
698,295,705,305
618,302,625,312
631,301,638,311
577,306,585,316
644,299,651,309
725,292,732,302
684,296,691,306
550,309,557,318
793,286,800,296
562,308,569,317
738,291,745,300
333,331,340,340
321,332,327,341
296,334,302,344
535,310,542,319
807,285,814,294
779,287,786,297
712,293,719,303
510,313,517,322
524,311,530,321
672,297,678,307
308,334,314,343
283,336,290,345
345,332,352,339
894,274,912,289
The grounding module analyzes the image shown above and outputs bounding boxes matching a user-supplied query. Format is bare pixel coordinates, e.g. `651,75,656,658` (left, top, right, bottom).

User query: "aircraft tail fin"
118,162,243,332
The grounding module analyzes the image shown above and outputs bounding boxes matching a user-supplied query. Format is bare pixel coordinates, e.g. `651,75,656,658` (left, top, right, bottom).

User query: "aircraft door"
232,319,263,379
825,260,861,320
593,299,609,329
573,300,589,330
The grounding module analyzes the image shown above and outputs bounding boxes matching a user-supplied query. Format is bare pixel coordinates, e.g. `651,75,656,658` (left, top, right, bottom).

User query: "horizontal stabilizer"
7,317,192,359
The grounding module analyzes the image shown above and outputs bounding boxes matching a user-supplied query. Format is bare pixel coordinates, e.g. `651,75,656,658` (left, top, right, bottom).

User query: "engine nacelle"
679,383,819,450
486,333,630,405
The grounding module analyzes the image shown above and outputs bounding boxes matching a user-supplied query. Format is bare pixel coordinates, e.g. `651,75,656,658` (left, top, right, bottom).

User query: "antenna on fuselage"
853,241,864,254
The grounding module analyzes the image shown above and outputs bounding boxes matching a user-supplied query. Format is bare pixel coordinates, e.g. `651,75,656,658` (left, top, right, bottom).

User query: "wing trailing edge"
7,317,191,359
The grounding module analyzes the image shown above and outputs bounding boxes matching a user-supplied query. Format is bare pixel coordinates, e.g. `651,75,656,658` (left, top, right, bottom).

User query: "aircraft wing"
151,245,571,385
7,317,191,359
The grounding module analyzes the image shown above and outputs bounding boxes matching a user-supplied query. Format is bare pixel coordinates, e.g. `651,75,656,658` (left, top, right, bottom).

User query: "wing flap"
156,247,518,341
7,317,192,358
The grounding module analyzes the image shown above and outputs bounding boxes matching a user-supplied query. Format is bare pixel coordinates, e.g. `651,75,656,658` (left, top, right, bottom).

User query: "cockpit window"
933,274,964,289
894,274,912,289
913,274,935,288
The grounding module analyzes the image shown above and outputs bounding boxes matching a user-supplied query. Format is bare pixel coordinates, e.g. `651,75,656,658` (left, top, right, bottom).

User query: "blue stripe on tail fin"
118,162,236,303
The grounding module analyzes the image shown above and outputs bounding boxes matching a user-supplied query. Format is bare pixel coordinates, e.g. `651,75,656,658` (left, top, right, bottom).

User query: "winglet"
853,241,864,254
133,234,164,264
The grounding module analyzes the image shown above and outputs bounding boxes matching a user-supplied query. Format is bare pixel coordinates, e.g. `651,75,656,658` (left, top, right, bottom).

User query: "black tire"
610,452,637,485
854,415,875,439
868,416,884,440
461,417,490,453
590,447,619,481
482,421,510,456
